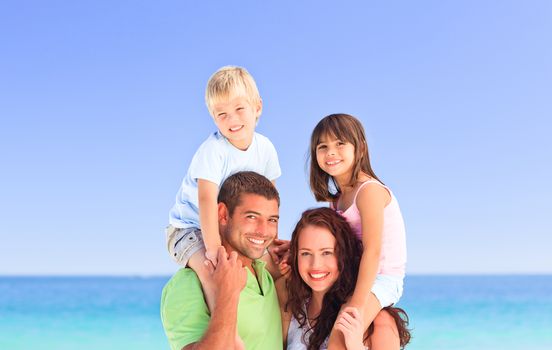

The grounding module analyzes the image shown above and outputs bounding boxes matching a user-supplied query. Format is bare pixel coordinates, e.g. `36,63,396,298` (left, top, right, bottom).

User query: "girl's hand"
334,307,365,350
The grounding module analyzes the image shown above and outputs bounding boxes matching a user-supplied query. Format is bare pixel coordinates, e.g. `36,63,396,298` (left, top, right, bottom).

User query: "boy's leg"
188,246,245,350
187,248,217,313
166,226,216,313
167,226,243,347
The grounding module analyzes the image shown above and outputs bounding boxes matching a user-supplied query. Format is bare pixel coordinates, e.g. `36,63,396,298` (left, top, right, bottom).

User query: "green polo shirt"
160,260,282,350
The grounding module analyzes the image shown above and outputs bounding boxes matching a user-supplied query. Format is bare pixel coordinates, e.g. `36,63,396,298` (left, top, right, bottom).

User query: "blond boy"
167,66,281,311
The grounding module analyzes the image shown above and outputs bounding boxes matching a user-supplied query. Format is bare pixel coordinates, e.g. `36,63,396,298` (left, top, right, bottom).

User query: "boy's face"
211,96,262,150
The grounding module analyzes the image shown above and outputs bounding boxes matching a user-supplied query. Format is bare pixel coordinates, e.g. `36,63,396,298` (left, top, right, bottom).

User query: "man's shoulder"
161,269,210,350
161,268,202,307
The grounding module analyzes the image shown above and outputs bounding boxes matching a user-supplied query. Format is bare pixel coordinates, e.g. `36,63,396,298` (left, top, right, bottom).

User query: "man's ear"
218,202,229,225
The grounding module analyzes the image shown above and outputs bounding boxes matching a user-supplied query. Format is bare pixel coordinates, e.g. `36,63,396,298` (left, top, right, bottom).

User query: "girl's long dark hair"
285,208,410,349
309,114,383,202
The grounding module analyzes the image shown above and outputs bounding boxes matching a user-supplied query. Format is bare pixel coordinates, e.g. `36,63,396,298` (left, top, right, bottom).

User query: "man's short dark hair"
217,171,280,215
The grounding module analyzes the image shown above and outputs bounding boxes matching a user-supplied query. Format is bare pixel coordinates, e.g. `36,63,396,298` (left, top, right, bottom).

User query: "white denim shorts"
371,274,404,307
166,225,205,267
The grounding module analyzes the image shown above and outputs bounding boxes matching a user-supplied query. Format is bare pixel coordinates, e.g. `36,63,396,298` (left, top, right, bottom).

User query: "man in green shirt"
161,171,283,350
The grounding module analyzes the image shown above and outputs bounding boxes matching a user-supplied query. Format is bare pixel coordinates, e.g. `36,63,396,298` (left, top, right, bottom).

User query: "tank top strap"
353,180,388,204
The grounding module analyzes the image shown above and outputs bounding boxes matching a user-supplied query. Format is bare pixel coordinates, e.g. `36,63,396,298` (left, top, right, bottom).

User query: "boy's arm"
198,179,222,264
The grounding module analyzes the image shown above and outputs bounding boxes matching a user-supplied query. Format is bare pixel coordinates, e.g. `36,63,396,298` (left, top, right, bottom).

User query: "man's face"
220,193,279,260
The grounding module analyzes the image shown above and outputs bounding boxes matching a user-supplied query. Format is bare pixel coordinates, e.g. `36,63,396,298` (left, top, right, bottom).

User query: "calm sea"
1,275,551,349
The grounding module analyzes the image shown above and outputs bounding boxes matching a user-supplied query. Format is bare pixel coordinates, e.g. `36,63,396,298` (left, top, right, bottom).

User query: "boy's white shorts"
166,225,204,267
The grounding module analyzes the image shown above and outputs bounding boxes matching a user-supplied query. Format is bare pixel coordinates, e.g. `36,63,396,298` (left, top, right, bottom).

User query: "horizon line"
1,272,552,278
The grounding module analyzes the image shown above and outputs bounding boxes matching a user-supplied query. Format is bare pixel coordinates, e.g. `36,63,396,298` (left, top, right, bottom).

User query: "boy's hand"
205,245,222,267
334,307,365,350
268,239,290,265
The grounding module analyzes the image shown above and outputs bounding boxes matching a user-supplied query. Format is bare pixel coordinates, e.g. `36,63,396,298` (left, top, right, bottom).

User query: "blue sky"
1,1,551,275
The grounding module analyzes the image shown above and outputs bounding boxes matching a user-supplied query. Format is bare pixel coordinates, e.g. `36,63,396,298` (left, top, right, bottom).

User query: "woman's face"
297,225,339,295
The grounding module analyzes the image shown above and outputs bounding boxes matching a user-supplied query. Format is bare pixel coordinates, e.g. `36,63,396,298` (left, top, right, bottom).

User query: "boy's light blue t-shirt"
169,131,281,228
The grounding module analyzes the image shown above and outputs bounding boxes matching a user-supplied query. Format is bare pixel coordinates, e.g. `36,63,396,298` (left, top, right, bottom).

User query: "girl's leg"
369,310,400,350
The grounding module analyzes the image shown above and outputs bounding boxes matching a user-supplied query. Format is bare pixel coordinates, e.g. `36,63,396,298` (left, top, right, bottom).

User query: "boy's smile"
212,96,262,150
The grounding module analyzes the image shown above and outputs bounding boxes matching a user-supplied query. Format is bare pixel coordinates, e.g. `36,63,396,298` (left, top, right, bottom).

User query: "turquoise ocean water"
1,275,551,349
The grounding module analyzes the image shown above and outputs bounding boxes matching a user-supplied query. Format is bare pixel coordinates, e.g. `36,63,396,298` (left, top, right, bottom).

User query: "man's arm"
183,247,246,350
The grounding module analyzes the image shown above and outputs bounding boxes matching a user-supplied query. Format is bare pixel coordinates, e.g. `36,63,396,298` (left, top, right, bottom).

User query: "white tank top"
286,315,328,350
287,313,369,349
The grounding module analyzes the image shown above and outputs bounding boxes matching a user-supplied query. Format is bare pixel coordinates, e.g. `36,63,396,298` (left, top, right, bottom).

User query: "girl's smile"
316,135,355,183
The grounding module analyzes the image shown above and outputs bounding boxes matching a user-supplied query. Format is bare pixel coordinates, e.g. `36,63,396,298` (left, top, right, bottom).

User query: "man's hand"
205,246,247,303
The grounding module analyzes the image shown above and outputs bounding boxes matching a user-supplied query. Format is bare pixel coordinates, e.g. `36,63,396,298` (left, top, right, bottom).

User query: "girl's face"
315,134,356,181
297,225,339,295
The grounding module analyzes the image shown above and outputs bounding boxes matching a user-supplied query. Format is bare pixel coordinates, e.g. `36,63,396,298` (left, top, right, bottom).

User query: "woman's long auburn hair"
285,207,411,349
309,114,383,202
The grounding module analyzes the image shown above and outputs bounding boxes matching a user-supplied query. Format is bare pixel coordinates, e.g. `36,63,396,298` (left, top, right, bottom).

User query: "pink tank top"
335,181,406,277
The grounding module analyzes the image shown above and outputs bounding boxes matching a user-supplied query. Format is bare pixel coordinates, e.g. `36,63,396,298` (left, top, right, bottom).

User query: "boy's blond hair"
205,66,261,117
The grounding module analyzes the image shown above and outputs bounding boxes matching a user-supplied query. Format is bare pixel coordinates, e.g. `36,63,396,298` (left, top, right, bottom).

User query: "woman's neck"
308,291,325,319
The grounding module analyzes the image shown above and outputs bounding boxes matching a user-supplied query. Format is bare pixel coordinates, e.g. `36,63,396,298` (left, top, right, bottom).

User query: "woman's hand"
334,307,365,350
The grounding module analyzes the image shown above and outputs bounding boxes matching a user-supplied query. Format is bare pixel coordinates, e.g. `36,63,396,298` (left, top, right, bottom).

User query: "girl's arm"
349,183,389,309
198,179,222,265
328,184,389,350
